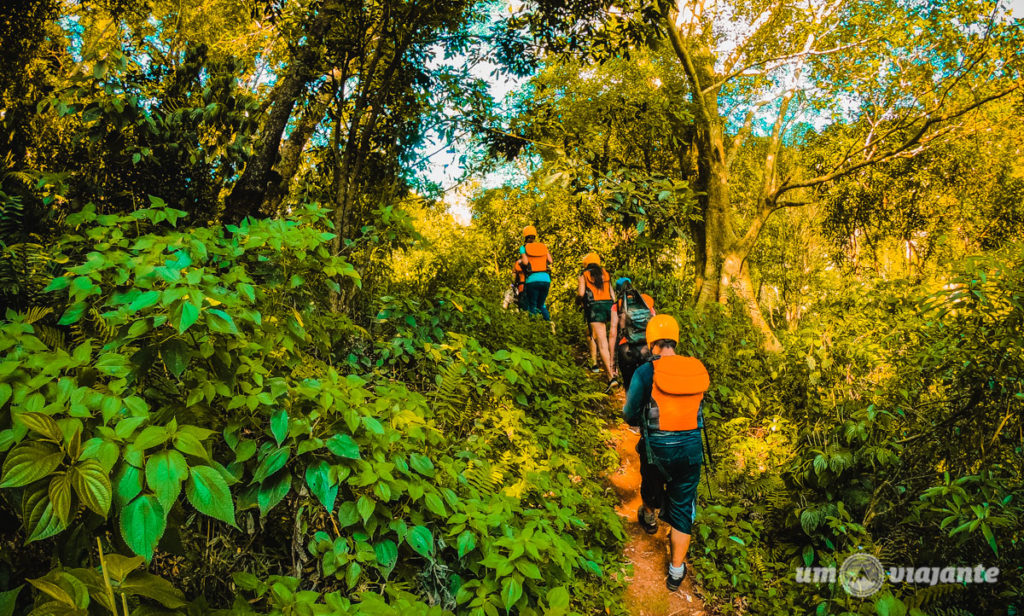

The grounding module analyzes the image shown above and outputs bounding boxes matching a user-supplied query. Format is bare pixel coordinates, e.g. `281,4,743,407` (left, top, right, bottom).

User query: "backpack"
583,267,611,301
622,290,652,344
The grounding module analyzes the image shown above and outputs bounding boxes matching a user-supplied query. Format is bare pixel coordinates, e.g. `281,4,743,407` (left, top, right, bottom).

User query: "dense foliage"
1,1,1022,615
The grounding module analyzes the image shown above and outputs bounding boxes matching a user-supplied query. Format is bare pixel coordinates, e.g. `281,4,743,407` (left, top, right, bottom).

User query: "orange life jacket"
524,242,548,273
513,262,526,293
584,268,612,301
647,356,709,431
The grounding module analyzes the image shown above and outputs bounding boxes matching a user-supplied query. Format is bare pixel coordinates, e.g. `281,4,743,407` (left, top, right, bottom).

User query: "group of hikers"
504,225,710,592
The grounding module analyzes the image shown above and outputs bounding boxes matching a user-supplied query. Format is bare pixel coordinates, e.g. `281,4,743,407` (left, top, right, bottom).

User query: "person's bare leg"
591,322,614,379
669,528,691,568
588,332,597,366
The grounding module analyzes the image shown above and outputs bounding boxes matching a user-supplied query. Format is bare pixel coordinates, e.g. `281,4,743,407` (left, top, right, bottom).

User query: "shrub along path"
608,390,706,616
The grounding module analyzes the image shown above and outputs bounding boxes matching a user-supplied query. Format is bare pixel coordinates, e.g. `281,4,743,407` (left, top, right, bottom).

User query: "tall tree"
506,0,1023,349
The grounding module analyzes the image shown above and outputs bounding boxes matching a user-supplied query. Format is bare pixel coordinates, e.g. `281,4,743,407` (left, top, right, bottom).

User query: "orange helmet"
581,252,600,267
646,314,679,345
522,225,537,237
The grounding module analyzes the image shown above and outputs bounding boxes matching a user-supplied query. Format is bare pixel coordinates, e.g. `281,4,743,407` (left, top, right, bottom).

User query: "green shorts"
586,300,613,324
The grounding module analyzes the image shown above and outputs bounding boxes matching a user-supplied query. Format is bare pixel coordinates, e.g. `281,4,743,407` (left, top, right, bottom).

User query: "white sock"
668,563,686,578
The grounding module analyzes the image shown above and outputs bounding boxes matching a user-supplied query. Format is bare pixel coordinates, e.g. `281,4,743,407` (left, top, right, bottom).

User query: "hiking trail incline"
609,390,707,616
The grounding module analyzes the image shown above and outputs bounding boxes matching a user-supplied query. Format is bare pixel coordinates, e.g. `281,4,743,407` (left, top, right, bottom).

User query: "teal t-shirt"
519,245,550,284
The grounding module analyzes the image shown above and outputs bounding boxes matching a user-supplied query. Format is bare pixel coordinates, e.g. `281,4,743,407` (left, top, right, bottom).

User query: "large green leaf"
48,472,73,524
129,291,161,312
102,554,144,584
408,453,434,476
457,530,475,559
0,586,22,616
70,459,112,517
145,450,187,513
120,494,166,560
270,409,288,446
0,442,63,488
501,578,523,610
114,464,144,508
184,465,235,526
257,472,291,518
177,301,200,334
252,446,290,484
22,484,68,542
374,540,398,574
119,572,187,608
161,339,191,379
304,461,337,511
407,525,433,557
326,434,360,460
15,412,63,441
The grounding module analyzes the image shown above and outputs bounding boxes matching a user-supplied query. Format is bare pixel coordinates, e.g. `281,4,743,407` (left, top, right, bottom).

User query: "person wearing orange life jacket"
608,278,655,389
517,226,552,321
622,314,710,592
577,253,616,383
501,258,528,311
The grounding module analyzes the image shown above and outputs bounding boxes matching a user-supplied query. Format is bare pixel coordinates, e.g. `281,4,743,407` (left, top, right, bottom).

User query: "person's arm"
622,364,652,426
577,275,586,297
608,304,619,348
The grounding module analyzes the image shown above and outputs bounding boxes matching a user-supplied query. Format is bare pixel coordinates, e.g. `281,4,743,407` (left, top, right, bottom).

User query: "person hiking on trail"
502,258,528,311
608,278,655,389
578,253,616,384
622,314,710,592
517,225,552,321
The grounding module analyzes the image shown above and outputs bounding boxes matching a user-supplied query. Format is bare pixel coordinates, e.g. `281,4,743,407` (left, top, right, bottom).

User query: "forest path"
607,389,707,616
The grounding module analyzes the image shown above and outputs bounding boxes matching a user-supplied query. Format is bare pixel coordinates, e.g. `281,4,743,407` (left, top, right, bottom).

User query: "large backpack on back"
622,290,652,344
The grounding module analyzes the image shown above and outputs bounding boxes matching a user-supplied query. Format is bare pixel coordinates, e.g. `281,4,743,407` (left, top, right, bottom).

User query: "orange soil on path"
608,393,706,616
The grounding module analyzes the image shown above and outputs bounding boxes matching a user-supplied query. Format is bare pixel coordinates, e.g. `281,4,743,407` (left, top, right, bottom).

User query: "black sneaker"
666,563,687,591
637,506,657,535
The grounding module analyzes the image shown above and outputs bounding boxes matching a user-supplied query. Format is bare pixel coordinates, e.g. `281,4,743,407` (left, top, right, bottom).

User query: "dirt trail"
608,391,706,616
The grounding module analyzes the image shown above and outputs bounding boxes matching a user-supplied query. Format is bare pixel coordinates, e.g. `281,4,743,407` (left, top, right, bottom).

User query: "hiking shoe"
637,506,658,535
666,563,687,591
589,365,602,374
605,378,619,391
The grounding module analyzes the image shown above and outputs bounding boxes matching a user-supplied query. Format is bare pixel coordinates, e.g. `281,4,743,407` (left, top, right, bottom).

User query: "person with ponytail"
517,225,553,321
577,253,616,384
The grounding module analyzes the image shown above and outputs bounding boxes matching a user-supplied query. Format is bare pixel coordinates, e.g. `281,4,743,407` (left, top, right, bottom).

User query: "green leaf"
145,450,188,513
102,554,144,583
374,540,398,574
305,461,337,511
133,425,169,450
252,447,290,484
173,432,208,459
409,453,434,476
1,442,63,488
15,412,63,441
337,500,359,528
424,492,446,516
729,535,745,546
185,465,235,526
129,291,161,312
356,495,374,523
58,303,86,325
115,464,144,508
257,471,291,517
207,309,238,334
345,562,361,589
120,494,166,560
22,484,67,542
546,586,570,609
178,302,200,334
457,530,475,559
501,578,523,610
48,472,73,524
0,586,22,616
44,276,70,292
71,459,112,516
407,525,433,557
118,572,186,608
326,434,360,459
161,339,190,379
981,523,997,556
270,409,288,446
